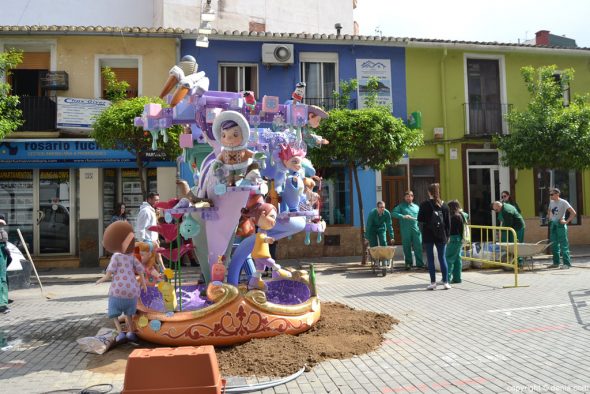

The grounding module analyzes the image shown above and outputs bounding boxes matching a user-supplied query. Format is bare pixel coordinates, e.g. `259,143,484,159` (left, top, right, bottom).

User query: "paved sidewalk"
2,249,590,393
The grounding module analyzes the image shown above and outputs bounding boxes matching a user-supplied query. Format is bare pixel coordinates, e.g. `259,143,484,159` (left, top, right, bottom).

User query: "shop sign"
355,59,393,110
56,97,111,130
0,139,174,169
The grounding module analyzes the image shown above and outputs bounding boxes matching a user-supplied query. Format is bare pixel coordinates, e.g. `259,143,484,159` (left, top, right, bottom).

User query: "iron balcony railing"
463,102,512,136
303,97,357,111
16,96,57,131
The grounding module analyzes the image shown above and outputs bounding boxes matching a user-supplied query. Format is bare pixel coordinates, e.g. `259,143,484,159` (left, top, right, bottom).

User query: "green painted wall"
405,47,590,220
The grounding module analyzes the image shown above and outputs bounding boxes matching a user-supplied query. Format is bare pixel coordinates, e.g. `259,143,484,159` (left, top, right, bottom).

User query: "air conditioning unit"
262,43,294,65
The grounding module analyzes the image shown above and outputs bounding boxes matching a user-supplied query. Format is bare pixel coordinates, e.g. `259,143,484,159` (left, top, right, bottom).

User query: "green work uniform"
550,222,570,266
446,212,468,283
391,202,423,268
498,203,525,243
498,203,525,266
365,208,394,247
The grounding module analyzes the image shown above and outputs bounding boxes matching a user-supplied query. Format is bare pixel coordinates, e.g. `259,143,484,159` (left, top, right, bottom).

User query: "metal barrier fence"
462,225,528,288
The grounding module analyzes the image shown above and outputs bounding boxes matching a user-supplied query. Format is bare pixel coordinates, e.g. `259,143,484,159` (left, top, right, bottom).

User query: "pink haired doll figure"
249,203,292,290
278,144,306,212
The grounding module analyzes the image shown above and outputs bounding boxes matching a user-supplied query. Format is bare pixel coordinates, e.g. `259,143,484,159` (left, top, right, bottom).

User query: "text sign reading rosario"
355,59,393,110
0,139,174,169
56,97,111,130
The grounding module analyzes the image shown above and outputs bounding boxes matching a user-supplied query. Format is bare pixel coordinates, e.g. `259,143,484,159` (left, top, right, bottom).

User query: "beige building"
0,27,182,267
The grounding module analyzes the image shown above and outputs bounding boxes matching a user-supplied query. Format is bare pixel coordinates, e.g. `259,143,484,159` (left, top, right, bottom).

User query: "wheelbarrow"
497,240,552,271
368,246,396,276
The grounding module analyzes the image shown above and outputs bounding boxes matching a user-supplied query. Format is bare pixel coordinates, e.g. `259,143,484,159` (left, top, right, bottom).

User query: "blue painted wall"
181,39,405,226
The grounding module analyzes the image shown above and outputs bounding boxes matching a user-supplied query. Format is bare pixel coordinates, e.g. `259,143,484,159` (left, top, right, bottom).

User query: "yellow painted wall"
55,36,176,98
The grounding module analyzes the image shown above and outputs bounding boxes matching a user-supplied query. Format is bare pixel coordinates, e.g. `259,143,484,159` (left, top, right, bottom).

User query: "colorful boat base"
134,278,321,346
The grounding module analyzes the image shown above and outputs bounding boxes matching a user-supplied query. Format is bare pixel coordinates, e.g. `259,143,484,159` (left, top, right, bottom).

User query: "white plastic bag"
76,327,117,355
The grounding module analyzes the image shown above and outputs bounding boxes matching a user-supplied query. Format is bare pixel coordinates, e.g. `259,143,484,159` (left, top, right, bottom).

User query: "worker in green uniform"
391,190,424,269
492,201,525,266
364,201,394,247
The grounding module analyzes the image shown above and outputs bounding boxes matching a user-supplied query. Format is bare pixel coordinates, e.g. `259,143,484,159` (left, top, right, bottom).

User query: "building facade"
2,24,590,267
0,0,357,35
0,27,182,267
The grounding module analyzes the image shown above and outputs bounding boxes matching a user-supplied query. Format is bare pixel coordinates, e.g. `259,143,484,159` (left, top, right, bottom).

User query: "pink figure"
278,144,306,212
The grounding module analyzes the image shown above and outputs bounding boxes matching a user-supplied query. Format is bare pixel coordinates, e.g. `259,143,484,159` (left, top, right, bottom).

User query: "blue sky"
354,0,590,48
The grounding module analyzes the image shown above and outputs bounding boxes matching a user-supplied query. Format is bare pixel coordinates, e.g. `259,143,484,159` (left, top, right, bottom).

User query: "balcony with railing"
16,96,57,132
463,102,512,136
303,97,357,111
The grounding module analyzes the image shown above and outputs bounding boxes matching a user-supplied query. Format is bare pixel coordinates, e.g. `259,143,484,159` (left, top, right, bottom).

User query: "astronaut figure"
211,111,265,187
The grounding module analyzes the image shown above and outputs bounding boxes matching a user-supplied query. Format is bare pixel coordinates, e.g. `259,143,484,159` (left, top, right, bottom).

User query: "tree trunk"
136,155,147,199
351,162,367,264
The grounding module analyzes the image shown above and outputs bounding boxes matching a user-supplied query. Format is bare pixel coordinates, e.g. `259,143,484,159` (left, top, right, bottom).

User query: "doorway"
37,169,73,254
381,165,408,244
467,151,501,239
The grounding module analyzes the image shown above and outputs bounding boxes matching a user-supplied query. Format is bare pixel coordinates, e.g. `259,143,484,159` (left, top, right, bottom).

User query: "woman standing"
111,203,128,223
417,183,451,290
446,200,467,284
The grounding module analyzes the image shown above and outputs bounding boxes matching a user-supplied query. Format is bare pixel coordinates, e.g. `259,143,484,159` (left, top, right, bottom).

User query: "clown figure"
212,111,264,187
249,203,292,290
278,144,306,212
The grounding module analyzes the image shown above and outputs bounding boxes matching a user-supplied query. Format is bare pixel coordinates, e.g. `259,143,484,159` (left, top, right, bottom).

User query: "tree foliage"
102,66,130,102
309,78,423,260
91,96,182,196
495,65,590,170
0,49,23,138
309,106,423,170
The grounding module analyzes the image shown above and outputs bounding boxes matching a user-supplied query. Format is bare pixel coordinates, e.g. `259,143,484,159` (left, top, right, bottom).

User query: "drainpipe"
440,48,449,199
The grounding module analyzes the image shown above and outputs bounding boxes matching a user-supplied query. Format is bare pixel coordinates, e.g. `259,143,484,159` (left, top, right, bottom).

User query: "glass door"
467,166,501,239
36,169,72,254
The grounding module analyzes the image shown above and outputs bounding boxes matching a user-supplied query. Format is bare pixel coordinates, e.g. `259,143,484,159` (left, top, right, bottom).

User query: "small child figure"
303,105,330,147
135,241,163,286
249,203,291,290
291,82,306,103
96,221,147,343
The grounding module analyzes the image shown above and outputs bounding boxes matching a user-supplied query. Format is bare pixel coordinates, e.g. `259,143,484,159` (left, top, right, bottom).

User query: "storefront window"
102,169,117,228
536,169,580,225
0,170,34,249
319,166,352,225
121,169,144,226
147,169,158,194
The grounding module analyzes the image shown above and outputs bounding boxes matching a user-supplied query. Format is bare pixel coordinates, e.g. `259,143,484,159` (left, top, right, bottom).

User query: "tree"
102,66,130,102
91,96,182,197
0,49,23,139
309,79,424,262
495,65,590,170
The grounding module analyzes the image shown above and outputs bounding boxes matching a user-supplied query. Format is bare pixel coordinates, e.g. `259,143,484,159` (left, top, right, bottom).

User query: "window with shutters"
95,56,141,99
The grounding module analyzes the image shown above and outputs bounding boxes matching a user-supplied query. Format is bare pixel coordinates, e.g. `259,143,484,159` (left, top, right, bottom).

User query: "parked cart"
367,246,396,276
497,240,552,271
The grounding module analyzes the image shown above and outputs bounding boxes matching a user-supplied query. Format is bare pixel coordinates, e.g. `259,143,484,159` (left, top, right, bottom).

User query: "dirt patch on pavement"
85,302,397,378
216,302,397,377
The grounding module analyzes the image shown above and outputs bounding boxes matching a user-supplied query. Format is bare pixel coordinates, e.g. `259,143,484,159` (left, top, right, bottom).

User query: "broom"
17,228,49,299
